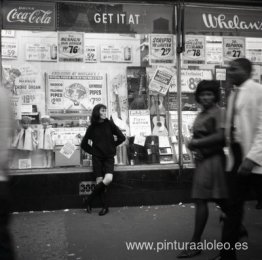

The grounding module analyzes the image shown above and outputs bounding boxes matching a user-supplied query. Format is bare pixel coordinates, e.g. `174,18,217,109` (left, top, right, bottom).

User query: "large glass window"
1,1,179,170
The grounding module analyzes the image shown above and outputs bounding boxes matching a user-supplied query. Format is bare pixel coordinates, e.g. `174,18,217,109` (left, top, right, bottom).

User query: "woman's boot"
86,182,106,213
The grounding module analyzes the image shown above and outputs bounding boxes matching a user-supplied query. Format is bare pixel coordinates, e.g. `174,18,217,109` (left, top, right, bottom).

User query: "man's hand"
238,158,258,176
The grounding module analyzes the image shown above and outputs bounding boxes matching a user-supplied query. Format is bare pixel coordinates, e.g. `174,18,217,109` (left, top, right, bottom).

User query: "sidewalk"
10,201,261,260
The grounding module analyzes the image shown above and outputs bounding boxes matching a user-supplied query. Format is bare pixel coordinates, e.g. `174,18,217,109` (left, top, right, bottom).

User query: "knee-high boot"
86,182,106,213
99,188,109,216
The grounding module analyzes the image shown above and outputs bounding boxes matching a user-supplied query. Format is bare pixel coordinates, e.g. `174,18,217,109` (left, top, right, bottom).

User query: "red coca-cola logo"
7,8,53,24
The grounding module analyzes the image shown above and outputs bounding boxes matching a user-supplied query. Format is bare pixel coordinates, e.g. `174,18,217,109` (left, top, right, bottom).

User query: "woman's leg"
98,173,113,216
191,199,209,243
177,199,208,258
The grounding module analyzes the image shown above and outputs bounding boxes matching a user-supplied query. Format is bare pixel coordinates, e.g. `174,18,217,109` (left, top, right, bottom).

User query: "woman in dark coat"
81,104,125,216
177,80,228,258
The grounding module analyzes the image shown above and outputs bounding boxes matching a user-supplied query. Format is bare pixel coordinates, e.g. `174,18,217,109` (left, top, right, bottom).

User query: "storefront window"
179,4,262,167
3,2,260,171
1,1,179,170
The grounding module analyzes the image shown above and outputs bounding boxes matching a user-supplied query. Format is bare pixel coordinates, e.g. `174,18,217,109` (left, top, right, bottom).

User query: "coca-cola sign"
3,2,55,30
185,6,262,37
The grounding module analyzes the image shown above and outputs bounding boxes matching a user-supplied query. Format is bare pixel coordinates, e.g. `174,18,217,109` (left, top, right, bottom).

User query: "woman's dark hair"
91,104,107,124
195,80,220,104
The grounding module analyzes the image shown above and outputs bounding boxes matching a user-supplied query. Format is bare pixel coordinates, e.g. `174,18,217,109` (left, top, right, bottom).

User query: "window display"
2,1,262,171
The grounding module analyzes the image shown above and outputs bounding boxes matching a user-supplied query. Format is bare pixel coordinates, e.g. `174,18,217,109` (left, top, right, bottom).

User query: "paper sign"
58,32,84,62
149,34,175,65
85,45,97,63
246,38,262,64
18,159,32,169
134,135,146,146
1,38,18,59
148,66,174,95
26,43,57,61
129,110,151,136
60,142,77,159
100,45,132,63
183,35,205,64
223,37,245,63
181,69,213,92
206,36,223,64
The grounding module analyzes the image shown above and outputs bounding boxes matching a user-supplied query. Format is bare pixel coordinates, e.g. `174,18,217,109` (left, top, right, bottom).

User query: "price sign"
58,32,84,62
149,34,175,65
85,45,97,63
2,30,15,37
22,94,36,104
181,69,213,93
223,37,245,63
183,35,205,64
1,38,18,59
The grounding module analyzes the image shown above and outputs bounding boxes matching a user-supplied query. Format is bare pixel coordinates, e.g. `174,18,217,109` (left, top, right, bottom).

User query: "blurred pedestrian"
213,58,262,260
0,86,15,260
177,80,227,258
81,104,125,216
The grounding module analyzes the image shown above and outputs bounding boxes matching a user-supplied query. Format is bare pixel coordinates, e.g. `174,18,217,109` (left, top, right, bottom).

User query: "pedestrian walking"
177,80,228,258
212,58,262,260
81,104,125,216
0,86,16,260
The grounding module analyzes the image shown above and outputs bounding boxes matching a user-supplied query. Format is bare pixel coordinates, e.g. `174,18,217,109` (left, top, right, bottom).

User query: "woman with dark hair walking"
177,80,228,258
81,104,125,216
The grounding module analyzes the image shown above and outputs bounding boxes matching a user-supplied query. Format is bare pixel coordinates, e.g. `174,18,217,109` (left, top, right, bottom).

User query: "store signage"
185,6,262,37
3,2,55,30
57,3,173,34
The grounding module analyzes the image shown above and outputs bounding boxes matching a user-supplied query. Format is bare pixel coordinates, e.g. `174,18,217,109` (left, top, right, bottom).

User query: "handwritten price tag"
85,46,97,63
2,39,17,59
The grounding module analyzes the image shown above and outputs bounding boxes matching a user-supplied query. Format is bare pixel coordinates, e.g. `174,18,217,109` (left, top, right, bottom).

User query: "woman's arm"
80,126,92,154
111,122,126,146
188,128,225,150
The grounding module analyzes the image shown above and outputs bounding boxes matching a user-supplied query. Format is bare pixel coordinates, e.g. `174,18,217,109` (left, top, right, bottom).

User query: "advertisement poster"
26,43,57,61
183,35,205,64
181,69,213,93
100,45,132,62
205,36,223,64
223,37,245,63
85,45,98,63
168,93,198,111
58,32,84,62
215,68,227,81
1,38,18,59
129,110,151,137
149,34,175,65
246,38,262,64
47,71,106,112
53,128,86,146
148,66,174,96
169,111,197,137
